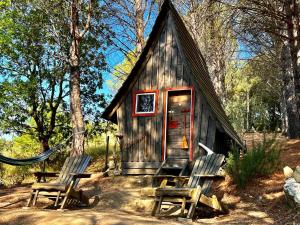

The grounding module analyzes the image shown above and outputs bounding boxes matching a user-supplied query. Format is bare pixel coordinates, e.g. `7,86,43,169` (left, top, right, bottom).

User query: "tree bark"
70,66,85,155
185,0,228,104
283,0,300,138
281,38,298,138
208,2,226,104
69,0,86,155
135,0,145,56
281,89,289,135
40,137,50,151
246,91,250,131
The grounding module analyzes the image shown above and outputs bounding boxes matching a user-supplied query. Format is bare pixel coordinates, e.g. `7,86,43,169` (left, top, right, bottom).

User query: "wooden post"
42,160,46,182
103,135,109,173
113,140,117,169
116,134,123,162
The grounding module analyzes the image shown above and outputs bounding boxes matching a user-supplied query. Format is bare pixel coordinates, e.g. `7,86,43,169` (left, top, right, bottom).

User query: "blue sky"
0,2,254,141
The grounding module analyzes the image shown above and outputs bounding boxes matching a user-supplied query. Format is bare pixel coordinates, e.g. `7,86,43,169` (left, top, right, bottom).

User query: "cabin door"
165,89,193,160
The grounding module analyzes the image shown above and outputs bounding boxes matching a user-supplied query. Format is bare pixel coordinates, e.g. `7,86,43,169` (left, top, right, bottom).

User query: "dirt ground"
0,133,300,225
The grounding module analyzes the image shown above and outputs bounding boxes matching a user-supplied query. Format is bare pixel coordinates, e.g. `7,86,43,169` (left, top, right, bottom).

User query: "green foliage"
0,128,120,186
0,0,110,148
107,52,137,93
85,131,118,159
0,135,41,186
225,53,282,132
226,137,281,188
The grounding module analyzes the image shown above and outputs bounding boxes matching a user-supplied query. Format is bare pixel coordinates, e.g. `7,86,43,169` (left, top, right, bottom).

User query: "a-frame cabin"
102,0,244,175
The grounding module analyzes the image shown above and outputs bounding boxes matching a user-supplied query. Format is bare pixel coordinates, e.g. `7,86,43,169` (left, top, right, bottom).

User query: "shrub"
0,135,41,186
1,164,32,186
85,133,119,161
226,137,281,188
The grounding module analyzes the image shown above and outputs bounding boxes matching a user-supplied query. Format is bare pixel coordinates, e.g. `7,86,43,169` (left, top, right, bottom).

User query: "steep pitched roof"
102,0,243,147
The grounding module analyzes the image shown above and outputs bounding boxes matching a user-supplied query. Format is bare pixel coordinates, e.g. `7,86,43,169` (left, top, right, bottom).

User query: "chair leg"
32,190,39,206
155,196,163,215
26,190,35,207
151,198,159,216
187,186,202,219
54,191,61,207
59,195,69,209
187,202,196,219
181,197,186,216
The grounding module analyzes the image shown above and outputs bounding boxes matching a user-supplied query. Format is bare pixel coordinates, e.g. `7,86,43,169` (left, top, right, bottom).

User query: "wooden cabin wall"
117,13,221,174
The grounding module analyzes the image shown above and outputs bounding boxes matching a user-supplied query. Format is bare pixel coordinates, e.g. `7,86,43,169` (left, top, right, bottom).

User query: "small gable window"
132,90,158,116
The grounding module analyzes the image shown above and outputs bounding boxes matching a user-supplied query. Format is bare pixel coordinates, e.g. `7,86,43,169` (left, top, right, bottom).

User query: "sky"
0,1,255,141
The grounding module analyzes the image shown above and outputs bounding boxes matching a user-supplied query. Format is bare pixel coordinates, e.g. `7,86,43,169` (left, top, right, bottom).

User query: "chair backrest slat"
189,154,215,188
59,156,80,184
201,154,224,195
58,157,72,182
73,156,91,187
64,156,84,184
187,154,225,190
187,155,204,187
57,155,91,187
193,154,215,188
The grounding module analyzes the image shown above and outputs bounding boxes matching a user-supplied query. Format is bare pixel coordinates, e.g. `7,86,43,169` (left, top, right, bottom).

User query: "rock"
284,178,300,210
293,166,300,182
283,166,294,179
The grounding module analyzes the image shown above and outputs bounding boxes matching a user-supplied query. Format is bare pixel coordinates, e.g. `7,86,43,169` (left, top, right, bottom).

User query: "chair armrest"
70,173,91,179
154,175,189,179
194,174,225,179
34,172,59,178
33,172,59,182
156,175,190,188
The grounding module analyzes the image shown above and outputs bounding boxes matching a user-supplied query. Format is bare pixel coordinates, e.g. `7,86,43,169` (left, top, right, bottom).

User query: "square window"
132,90,158,116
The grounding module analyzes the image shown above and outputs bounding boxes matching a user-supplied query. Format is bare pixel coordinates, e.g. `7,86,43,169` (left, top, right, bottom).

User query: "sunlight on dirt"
0,133,300,224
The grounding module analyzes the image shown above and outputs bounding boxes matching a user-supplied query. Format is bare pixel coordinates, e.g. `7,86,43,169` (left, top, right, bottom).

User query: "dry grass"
0,133,300,224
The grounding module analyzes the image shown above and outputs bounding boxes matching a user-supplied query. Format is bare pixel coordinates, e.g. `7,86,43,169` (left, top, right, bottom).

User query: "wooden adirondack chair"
25,155,91,209
152,154,225,219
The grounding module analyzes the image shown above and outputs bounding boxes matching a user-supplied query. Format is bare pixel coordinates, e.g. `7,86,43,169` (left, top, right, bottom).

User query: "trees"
225,54,282,132
104,0,157,58
69,0,92,156
227,0,300,137
103,0,158,89
0,0,109,153
174,0,237,104
282,0,300,138
0,0,69,151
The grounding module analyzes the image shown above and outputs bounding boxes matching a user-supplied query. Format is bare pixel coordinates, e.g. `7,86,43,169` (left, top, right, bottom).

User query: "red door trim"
162,86,195,161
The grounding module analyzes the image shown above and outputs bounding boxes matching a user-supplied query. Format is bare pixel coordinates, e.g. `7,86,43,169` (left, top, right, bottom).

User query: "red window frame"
132,90,159,117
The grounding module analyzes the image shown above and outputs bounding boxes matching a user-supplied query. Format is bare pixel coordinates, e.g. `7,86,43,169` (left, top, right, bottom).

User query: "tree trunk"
135,0,145,56
246,91,250,131
70,0,85,155
283,0,300,138
70,65,85,155
40,137,50,151
207,1,226,104
281,39,298,138
281,90,289,135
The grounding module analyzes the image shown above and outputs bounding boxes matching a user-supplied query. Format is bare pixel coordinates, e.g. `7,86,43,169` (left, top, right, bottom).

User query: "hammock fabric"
0,132,84,166
0,148,57,166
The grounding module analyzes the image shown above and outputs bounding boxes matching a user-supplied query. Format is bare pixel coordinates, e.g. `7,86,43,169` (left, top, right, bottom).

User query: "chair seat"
32,182,67,191
156,187,196,197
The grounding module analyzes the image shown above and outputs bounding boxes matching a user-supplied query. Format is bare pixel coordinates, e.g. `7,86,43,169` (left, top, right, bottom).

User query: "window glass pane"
136,94,154,113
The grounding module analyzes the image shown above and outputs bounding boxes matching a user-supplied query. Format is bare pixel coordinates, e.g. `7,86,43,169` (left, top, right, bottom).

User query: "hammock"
0,148,57,166
0,132,84,166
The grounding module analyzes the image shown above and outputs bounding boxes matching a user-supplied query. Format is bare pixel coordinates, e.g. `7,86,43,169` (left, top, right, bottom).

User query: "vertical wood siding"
116,13,217,169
